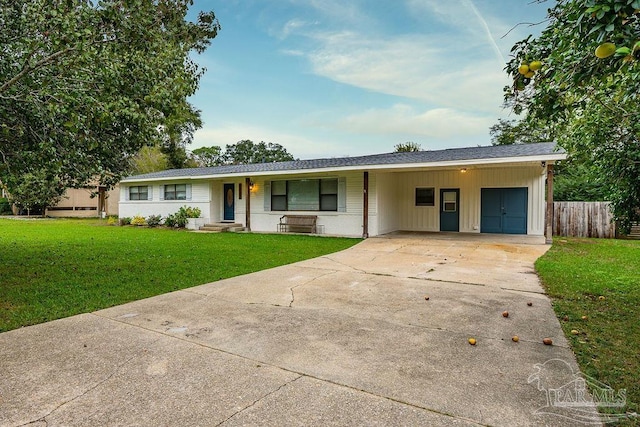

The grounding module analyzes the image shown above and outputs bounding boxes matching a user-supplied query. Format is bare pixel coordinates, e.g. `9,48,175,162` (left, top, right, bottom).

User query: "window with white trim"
164,184,187,200
129,186,149,201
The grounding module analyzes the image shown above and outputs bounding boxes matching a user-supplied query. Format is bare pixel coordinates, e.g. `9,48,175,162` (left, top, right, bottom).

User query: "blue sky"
188,0,548,159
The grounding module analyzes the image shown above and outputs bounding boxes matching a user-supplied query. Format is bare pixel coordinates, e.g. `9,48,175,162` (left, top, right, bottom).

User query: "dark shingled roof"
123,142,564,181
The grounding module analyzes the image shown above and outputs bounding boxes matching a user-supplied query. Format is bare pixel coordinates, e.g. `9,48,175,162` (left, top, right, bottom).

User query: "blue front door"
481,188,528,234
440,189,460,232
223,183,235,221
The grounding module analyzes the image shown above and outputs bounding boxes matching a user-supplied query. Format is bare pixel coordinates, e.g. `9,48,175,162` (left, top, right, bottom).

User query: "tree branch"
0,47,74,94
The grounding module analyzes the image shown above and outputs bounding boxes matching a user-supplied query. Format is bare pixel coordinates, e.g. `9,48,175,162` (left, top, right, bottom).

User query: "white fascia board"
120,153,567,183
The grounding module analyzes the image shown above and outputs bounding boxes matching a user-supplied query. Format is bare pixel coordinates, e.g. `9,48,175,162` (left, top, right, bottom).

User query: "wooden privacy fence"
553,201,616,238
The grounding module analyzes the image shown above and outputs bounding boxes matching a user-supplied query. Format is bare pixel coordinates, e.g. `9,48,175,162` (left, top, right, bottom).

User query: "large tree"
504,0,640,230
489,118,607,201
0,0,220,208
191,145,225,167
222,140,295,165
489,118,553,146
129,146,170,175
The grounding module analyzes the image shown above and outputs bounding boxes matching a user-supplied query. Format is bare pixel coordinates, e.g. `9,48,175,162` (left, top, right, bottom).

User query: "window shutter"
159,185,164,201
263,181,271,211
125,186,130,201
186,184,192,201
147,186,153,201
338,177,346,212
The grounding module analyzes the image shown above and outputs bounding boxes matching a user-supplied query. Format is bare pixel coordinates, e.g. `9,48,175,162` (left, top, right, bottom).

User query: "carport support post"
363,171,369,239
245,177,251,231
545,164,554,244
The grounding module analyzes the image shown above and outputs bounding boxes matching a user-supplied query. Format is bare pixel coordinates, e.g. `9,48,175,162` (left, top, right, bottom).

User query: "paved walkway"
0,233,600,426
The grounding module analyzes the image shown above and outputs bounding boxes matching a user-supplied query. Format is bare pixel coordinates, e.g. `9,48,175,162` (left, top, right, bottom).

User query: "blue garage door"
481,188,528,234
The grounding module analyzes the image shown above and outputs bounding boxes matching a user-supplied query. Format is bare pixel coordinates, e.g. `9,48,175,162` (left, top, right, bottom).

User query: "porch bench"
278,215,318,234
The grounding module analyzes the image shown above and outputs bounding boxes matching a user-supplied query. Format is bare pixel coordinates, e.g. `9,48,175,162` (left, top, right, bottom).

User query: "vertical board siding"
392,166,545,235
553,201,615,238
375,172,399,234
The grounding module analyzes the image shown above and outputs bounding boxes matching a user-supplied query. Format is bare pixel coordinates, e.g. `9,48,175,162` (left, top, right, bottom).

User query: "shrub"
165,213,187,228
106,216,119,226
0,198,12,215
178,205,201,218
146,214,162,227
119,217,132,226
131,215,146,226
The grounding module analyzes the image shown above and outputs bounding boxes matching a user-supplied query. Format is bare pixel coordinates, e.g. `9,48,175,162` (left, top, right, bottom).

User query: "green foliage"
146,214,163,227
178,205,201,218
0,0,220,199
189,140,296,167
129,146,170,175
130,215,146,226
191,145,225,167
119,217,132,226
554,161,608,201
164,213,186,228
0,218,360,332
106,215,118,225
223,140,296,164
393,142,422,152
165,205,200,228
160,104,203,169
6,170,64,215
489,118,553,146
504,0,640,231
0,197,11,215
536,238,640,419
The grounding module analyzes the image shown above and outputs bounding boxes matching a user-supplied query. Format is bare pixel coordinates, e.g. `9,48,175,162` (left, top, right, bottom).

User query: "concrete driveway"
0,233,599,426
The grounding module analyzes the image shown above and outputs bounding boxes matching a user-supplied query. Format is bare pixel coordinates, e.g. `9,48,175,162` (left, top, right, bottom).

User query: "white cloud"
336,104,494,139
305,31,509,114
277,18,313,40
271,0,517,115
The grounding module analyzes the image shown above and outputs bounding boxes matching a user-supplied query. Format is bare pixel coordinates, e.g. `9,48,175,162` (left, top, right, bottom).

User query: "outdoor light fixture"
460,168,467,173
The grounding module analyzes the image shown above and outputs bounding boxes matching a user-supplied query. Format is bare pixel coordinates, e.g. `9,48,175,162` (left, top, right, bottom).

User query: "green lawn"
0,218,359,333
536,237,640,422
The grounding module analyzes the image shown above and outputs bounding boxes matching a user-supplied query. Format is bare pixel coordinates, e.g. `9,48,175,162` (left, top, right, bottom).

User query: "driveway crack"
289,271,334,308
317,255,369,274
216,375,303,426
17,344,156,427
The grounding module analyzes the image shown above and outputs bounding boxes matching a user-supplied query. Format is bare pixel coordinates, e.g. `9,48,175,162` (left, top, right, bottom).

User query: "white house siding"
248,171,369,237
374,172,400,235
118,164,546,236
119,180,212,221
209,180,247,224
381,165,546,235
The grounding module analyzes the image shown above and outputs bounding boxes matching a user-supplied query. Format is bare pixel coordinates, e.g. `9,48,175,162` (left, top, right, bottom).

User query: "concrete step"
199,223,244,233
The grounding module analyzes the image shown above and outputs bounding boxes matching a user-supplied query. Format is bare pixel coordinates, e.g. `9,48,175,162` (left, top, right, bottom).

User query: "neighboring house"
119,142,566,240
46,185,119,218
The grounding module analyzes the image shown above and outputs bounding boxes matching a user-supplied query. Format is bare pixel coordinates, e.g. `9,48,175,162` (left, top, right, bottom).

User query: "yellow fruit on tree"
529,60,542,71
595,42,616,58
518,64,530,75
524,71,535,78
